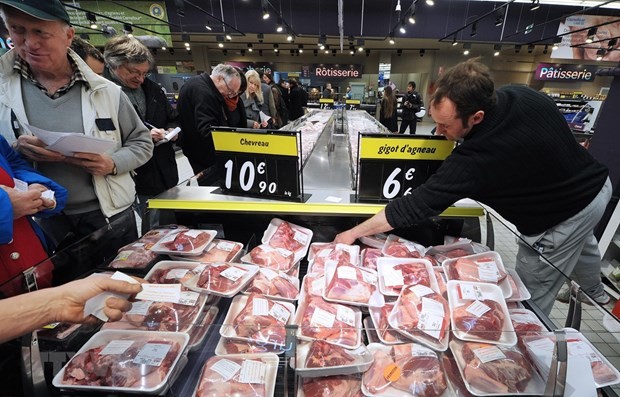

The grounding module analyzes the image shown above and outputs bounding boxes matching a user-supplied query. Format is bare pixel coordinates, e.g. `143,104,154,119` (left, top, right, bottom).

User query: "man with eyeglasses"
103,36,180,233
177,63,248,184
0,0,152,255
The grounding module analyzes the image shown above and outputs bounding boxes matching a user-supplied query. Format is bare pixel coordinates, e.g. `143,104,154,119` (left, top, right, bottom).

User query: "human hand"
15,135,65,162
334,229,357,245
260,120,269,128
150,128,167,142
52,277,142,324
0,185,43,219
28,183,56,211
252,121,260,129
65,152,115,176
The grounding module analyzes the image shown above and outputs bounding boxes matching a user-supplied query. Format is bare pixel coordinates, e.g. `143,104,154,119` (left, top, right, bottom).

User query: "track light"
357,39,365,51
313,49,318,56
240,49,245,56
495,8,504,27
298,44,304,53
408,14,416,24
218,43,224,48
161,45,166,51
290,49,295,56
186,46,191,52
86,12,97,29
530,0,540,11
273,44,279,52
332,49,336,56
169,48,175,55
463,43,471,55
262,7,270,19
395,0,402,12
596,48,606,61
365,49,370,56
247,43,253,52
493,44,501,56
608,38,618,49
287,32,294,42
426,0,434,5
419,49,425,57
257,33,264,43
183,33,191,47
514,44,522,53
586,27,597,44
389,34,395,45
259,49,263,56
552,37,561,50
319,44,325,50
123,23,133,37
543,45,548,54
397,49,403,56
80,33,90,40
470,22,477,37
452,36,458,46
205,21,212,31
399,24,406,34
528,44,535,53
222,49,227,56
276,18,283,33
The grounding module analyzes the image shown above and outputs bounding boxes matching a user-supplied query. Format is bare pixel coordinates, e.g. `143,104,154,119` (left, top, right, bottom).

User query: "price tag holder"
319,98,334,110
213,127,304,201
345,99,361,110
356,133,454,202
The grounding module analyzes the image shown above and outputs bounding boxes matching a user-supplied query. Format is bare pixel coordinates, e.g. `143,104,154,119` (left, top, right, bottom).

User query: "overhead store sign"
303,64,363,79
68,1,172,47
535,63,597,82
225,62,276,74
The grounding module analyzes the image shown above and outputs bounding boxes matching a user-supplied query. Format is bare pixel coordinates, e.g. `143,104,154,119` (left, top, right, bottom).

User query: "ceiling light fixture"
259,49,264,56
257,33,264,43
395,0,402,12
276,18,283,33
123,23,133,37
365,49,370,56
313,49,318,56
470,22,477,37
287,32,294,42
543,44,548,54
389,34,395,45
608,38,618,49
241,49,246,56
225,34,232,41
527,44,535,53
426,0,434,5
399,24,406,34
357,39,365,51
273,44,279,52
493,44,501,56
463,43,471,55
530,0,540,11
298,44,304,53
419,49,425,57
586,27,597,44
596,48,605,61
452,36,458,46
262,7,270,19
495,8,504,27
552,37,561,50
86,12,97,29
248,43,253,52
397,49,403,56
205,21,212,31
183,33,191,47
408,14,416,24
514,44,522,53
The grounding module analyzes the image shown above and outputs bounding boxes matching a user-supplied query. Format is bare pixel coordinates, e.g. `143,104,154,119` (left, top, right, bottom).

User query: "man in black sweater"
336,59,611,314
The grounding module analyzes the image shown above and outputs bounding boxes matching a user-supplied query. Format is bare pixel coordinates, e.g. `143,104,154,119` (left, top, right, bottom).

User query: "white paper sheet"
27,124,116,156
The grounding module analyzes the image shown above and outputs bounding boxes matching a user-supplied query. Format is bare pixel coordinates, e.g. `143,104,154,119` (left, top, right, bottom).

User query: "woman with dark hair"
288,79,305,121
380,86,398,133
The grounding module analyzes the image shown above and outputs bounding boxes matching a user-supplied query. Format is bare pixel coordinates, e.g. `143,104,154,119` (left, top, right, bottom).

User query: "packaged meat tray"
508,308,546,342
261,218,313,263
169,239,244,263
382,234,426,258
359,233,389,249
144,260,206,285
53,330,189,394
295,296,362,349
215,337,286,356
368,303,408,345
243,267,300,301
377,258,439,297
141,225,188,245
301,273,326,298
151,229,217,256
188,306,219,351
193,353,279,397
442,352,475,397
298,374,364,397
523,328,620,388
505,269,531,302
362,343,449,397
387,284,451,351
308,243,360,274
426,240,479,265
443,252,512,299
220,293,296,347
242,243,298,272
293,341,373,378
360,248,382,271
183,262,259,298
434,266,448,298
107,242,159,270
446,281,517,346
323,261,383,307
449,339,546,396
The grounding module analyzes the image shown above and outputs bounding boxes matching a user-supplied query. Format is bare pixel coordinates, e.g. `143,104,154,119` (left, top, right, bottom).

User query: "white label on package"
318,248,332,258
183,229,204,238
336,305,356,327
136,283,181,303
361,270,377,284
132,343,171,366
178,291,200,306
216,241,236,251
465,300,492,318
211,358,242,381
474,346,507,363
459,284,485,301
293,229,309,245
239,360,267,384
260,268,279,281
417,311,444,340
410,284,435,298
526,337,555,353
221,266,247,282
127,300,153,316
404,242,418,253
253,297,270,316
568,340,601,362
421,297,445,316
114,251,132,261
165,268,189,279
276,248,293,258
310,307,336,328
12,178,28,192
311,277,325,294
132,242,145,248
477,261,499,282
411,344,438,358
337,266,358,280
100,340,134,355
269,303,291,324
383,269,404,287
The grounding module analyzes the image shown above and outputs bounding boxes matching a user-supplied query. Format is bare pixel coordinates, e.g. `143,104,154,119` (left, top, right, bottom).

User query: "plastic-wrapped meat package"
379,261,434,296
324,264,377,305
195,356,266,397
509,308,546,348
232,293,292,345
219,338,283,355
140,226,187,245
309,244,358,274
382,236,425,258
304,340,356,368
303,375,364,397
434,268,448,298
388,285,450,349
108,245,157,269
193,239,243,263
359,233,389,249
360,248,382,271
268,220,309,253
163,230,213,252
197,263,249,293
442,353,474,397
434,249,474,263
371,303,407,344
309,242,338,260
423,255,440,266
298,297,360,348
452,299,506,342
244,268,299,300
302,273,326,298
458,342,535,394
249,244,295,271
446,256,507,284
61,335,183,388
363,343,447,397
148,265,201,285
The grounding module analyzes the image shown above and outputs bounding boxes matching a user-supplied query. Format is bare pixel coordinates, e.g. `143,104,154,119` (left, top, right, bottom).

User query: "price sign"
345,99,361,110
213,128,302,200
356,133,454,202
319,98,334,110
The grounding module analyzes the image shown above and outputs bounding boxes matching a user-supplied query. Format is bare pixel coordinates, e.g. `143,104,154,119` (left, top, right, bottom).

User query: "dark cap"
263,71,273,82
0,0,71,24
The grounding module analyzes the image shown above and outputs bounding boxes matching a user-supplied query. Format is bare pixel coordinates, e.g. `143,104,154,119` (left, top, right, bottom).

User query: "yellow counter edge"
148,198,483,217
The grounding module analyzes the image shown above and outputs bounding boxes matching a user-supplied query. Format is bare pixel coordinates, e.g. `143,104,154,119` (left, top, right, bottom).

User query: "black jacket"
177,73,247,174
401,90,423,120
288,86,305,121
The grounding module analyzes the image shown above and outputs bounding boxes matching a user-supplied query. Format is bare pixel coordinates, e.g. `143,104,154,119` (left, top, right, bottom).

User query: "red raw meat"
303,273,325,297
163,230,211,252
221,339,282,355
304,340,356,368
249,244,295,271
299,297,359,347
62,337,181,387
311,248,354,274
423,255,439,266
269,221,308,252
434,269,447,298
108,247,157,269
390,285,450,343
245,269,299,299
325,265,376,304
509,309,545,350
196,239,241,262
445,249,473,258
376,304,405,343
382,262,432,295
148,266,197,285
363,348,393,394
310,243,338,259
452,299,506,341
195,356,266,397
197,264,248,293
442,354,474,397
361,248,382,271
447,257,507,283
232,293,291,345
461,342,533,393
384,239,422,258
303,375,363,397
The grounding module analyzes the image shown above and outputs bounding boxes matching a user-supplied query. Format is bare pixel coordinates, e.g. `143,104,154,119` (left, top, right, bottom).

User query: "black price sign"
345,99,361,110
213,129,302,200
356,134,454,202
319,98,334,109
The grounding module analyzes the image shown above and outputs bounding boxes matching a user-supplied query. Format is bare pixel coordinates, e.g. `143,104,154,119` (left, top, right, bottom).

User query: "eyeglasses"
123,65,151,79
221,77,241,98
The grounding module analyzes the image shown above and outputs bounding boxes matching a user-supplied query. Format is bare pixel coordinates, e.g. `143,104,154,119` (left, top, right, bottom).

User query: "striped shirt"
13,54,89,99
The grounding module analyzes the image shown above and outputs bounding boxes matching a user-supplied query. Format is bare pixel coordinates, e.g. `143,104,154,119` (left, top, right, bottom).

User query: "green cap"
0,0,71,24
